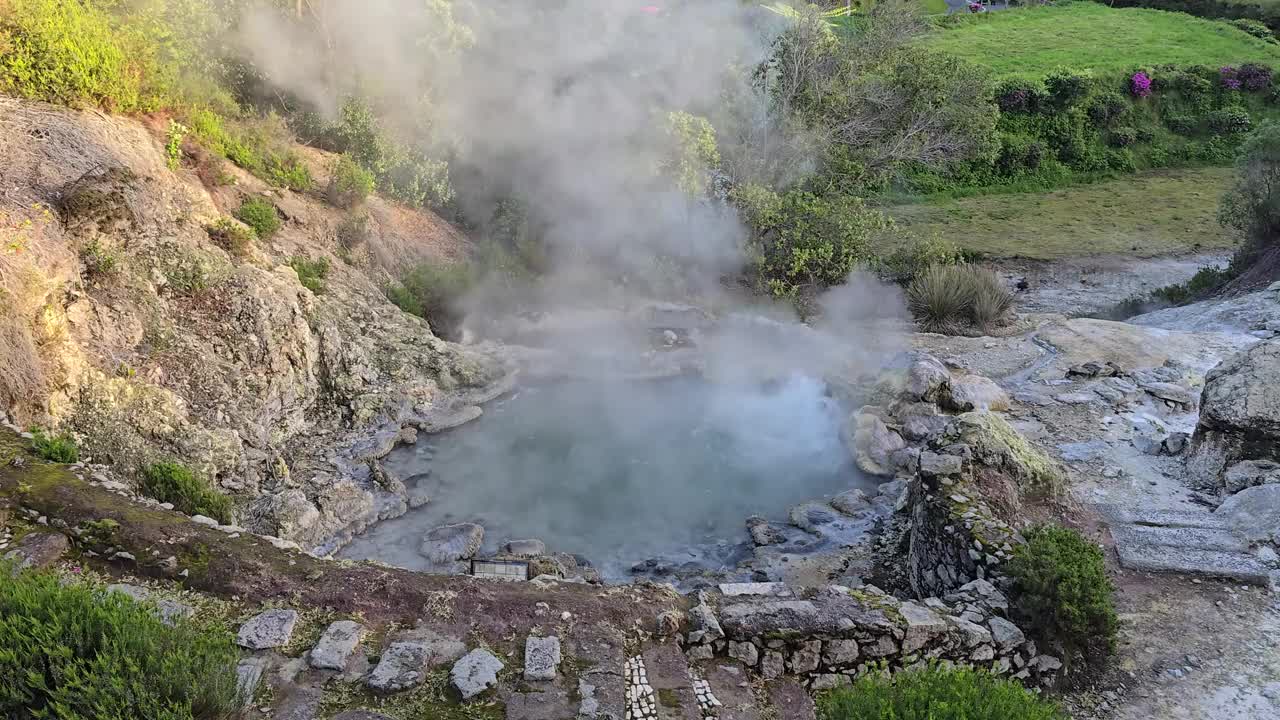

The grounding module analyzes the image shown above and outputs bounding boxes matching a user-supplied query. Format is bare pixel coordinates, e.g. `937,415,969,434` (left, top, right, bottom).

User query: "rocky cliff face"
0,98,507,548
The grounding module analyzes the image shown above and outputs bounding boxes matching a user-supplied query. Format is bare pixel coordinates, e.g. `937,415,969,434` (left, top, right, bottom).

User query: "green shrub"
1087,91,1129,126
906,264,1014,334
188,110,314,192
817,664,1063,720
877,236,968,283
1007,525,1118,661
30,429,78,463
79,239,119,276
1231,18,1274,41
994,78,1049,114
751,191,893,297
141,461,232,524
1207,106,1253,134
1166,113,1200,136
206,217,255,257
165,119,188,170
1044,67,1092,109
388,260,476,338
327,154,375,208
0,0,141,110
0,564,241,719
235,196,281,239
1109,126,1139,147
290,256,331,294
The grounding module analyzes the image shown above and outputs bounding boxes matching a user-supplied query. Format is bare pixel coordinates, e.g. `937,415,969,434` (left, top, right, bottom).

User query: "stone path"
1100,506,1280,589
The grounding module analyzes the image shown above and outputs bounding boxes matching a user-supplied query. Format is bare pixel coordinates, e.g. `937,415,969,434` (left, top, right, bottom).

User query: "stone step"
1111,524,1250,553
638,644,701,720
1096,505,1229,531
1114,539,1277,585
766,679,818,720
700,661,761,720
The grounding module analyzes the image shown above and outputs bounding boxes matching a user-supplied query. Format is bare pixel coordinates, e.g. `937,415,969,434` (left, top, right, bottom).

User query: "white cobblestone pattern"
689,667,723,718
625,655,658,720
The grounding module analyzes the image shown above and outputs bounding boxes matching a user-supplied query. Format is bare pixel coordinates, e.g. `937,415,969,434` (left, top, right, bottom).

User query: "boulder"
524,635,561,681
687,599,724,644
237,609,298,650
941,375,1010,413
3,531,70,570
451,648,504,700
1140,381,1197,411
830,489,870,516
504,538,546,557
1187,340,1280,489
904,354,951,402
745,515,783,546
919,451,964,478
788,502,841,532
850,413,906,477
941,412,1063,493
1224,460,1280,495
310,620,365,670
1216,484,1280,545
420,523,484,563
367,641,433,692
987,616,1026,651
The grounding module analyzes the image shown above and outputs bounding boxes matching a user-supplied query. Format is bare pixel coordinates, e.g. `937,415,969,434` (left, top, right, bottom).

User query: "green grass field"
886,167,1238,259
931,2,1280,78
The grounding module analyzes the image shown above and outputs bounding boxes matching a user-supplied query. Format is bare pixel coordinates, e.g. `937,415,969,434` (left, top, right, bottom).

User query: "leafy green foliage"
30,428,78,463
0,564,241,719
1221,119,1280,254
206,217,255,258
661,111,720,195
1232,18,1276,41
188,110,313,191
142,461,232,524
235,196,281,239
746,189,894,297
906,264,1013,334
1006,525,1119,661
1207,105,1254,133
327,154,375,208
290,256,331,294
817,663,1063,720
1044,67,1093,109
387,260,476,338
1105,263,1236,317
165,119,188,170
79,239,119,277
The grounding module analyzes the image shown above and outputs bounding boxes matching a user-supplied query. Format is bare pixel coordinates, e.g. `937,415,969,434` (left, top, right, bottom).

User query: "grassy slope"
931,3,1280,78
886,167,1237,259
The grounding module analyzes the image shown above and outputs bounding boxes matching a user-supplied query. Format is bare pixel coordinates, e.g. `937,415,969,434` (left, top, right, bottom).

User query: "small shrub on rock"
326,154,375,209
817,663,1063,720
1006,525,1118,662
235,196,281,239
30,429,78,463
206,217,255,258
79,239,119,276
0,564,241,719
387,260,476,338
290,255,331,294
907,264,1014,334
142,461,232,524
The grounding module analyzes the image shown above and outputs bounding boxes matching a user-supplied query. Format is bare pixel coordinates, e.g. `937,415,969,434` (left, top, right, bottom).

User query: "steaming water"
340,374,873,579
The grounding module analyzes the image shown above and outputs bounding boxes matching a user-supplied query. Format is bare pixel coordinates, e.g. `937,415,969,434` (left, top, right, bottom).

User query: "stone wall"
682,580,1060,690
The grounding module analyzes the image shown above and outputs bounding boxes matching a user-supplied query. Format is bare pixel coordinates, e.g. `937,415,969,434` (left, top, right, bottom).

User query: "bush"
1221,121,1280,255
290,256,330,294
751,191,894,297
206,217,255,257
1087,92,1129,126
877,235,967,283
1238,62,1273,91
327,154,375,208
30,429,77,463
1006,525,1118,661
907,264,1014,334
1231,18,1274,41
1165,113,1199,136
141,461,232,524
1207,106,1252,134
817,664,1063,720
0,564,241,719
79,239,119,276
0,0,142,111
188,110,314,192
235,196,281,239
994,78,1049,114
387,260,475,338
1109,126,1139,147
1044,67,1092,108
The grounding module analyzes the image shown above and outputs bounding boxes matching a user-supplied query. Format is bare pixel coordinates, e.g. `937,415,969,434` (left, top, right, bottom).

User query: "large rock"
367,632,466,692
420,523,484,563
524,635,561,681
237,609,298,650
745,516,783,546
1216,484,1280,545
941,375,1010,412
941,412,1063,494
1224,460,1280,495
310,620,364,670
451,648,504,700
904,354,951,403
3,531,70,570
849,413,906,477
1188,339,1280,490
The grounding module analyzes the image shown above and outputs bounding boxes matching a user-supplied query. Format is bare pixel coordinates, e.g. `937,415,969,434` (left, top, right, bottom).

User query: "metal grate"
470,559,529,581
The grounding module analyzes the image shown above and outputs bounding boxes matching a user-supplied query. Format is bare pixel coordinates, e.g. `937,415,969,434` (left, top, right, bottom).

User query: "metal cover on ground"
471,559,529,581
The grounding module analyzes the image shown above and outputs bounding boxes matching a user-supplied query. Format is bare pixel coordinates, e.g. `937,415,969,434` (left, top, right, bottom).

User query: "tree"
1220,121,1280,257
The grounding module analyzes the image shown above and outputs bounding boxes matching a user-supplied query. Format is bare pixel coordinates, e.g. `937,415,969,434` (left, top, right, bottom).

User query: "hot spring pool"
338,374,872,578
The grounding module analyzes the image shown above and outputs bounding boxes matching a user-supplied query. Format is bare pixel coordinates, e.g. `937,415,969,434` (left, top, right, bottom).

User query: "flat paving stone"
641,644,700,720
767,679,816,720
703,662,761,720
504,687,576,720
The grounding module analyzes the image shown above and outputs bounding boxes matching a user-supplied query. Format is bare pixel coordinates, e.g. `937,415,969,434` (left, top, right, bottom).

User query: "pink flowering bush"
1130,71,1152,98
1221,66,1243,90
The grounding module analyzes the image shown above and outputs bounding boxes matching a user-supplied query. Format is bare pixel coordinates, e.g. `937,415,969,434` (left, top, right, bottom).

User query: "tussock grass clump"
818,663,1063,720
0,564,242,719
1007,525,1118,663
142,461,232,524
907,263,1014,334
